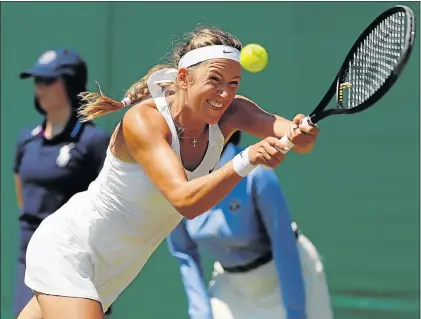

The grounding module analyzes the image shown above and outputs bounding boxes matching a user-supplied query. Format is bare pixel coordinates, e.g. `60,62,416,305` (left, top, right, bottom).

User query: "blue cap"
20,49,84,79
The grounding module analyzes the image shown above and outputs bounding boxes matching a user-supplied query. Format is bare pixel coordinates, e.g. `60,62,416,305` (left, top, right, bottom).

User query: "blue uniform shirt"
14,113,109,226
167,144,306,319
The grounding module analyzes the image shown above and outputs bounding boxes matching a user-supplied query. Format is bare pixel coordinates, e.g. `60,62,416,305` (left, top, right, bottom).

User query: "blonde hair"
78,26,242,122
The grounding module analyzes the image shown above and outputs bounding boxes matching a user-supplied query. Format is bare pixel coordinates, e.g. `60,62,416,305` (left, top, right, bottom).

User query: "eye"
230,81,239,86
209,75,220,82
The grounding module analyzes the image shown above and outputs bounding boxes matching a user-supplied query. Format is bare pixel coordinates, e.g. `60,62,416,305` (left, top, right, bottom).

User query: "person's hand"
287,114,320,154
248,137,288,168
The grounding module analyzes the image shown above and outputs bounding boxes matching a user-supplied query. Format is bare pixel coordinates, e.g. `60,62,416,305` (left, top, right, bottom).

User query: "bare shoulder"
122,98,171,143
219,95,255,137
224,95,248,116
111,98,172,163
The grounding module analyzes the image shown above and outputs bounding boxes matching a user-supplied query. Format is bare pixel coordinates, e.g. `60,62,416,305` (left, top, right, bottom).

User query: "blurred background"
1,1,419,319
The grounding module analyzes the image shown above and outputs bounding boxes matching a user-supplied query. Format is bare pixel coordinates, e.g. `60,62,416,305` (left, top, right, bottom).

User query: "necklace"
170,104,205,147
173,119,200,147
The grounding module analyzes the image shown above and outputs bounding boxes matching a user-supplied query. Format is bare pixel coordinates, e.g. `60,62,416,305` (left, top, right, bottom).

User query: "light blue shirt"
166,143,306,319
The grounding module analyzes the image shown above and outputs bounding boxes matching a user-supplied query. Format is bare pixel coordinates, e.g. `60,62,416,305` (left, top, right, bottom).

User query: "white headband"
143,45,240,103
178,45,240,68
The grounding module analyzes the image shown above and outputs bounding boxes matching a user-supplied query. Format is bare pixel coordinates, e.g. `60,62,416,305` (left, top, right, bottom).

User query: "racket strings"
342,12,408,108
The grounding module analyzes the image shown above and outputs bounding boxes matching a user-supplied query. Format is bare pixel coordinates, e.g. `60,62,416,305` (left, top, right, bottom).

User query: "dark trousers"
14,225,112,316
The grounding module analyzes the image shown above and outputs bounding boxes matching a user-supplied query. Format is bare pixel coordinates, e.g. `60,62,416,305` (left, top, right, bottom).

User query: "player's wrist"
232,147,256,177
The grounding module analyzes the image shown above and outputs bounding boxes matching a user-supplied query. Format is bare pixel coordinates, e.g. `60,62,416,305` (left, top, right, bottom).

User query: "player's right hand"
248,137,287,168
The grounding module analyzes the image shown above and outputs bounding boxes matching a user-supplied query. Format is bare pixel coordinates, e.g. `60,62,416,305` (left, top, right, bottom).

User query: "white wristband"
232,147,256,177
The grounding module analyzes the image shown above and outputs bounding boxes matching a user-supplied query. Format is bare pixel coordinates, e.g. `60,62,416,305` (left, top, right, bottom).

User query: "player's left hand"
287,114,320,154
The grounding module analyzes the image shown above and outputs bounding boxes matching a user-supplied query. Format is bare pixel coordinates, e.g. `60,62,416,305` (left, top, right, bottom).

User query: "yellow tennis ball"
240,44,268,73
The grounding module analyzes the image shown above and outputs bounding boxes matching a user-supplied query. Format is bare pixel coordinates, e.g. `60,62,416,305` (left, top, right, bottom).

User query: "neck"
170,95,207,138
44,105,72,138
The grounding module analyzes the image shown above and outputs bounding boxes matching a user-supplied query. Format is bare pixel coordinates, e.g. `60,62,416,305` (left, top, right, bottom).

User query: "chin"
204,109,228,125
204,112,224,125
206,118,220,125
38,100,55,112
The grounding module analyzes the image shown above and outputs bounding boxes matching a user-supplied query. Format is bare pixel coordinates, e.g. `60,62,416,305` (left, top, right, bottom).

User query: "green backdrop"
1,2,419,319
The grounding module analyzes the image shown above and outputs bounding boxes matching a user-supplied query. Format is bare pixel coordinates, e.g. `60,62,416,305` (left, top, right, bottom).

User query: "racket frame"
308,5,416,125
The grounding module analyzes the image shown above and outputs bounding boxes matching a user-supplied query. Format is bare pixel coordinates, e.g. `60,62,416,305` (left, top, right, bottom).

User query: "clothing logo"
38,50,57,65
209,162,218,174
56,143,75,167
223,49,233,54
229,199,241,212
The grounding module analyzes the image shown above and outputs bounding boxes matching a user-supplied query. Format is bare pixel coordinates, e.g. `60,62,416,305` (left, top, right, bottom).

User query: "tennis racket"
280,5,416,153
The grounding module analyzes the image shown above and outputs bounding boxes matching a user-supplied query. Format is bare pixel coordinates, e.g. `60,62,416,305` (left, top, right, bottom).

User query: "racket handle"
279,136,294,154
278,116,313,154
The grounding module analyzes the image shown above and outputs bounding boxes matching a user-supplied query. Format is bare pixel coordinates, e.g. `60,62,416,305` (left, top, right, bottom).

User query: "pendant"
192,138,197,147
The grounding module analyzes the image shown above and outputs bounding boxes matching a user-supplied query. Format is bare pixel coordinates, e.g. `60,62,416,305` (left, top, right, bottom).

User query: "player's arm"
221,95,320,154
121,102,285,219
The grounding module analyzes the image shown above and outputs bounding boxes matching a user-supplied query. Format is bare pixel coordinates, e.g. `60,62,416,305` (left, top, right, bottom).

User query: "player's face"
186,59,242,124
34,77,69,113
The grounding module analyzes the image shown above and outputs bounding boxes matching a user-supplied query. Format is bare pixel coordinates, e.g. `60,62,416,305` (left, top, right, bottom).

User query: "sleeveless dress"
24,97,225,312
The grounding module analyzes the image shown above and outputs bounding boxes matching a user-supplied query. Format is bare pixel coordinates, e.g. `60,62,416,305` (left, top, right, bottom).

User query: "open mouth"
207,100,223,110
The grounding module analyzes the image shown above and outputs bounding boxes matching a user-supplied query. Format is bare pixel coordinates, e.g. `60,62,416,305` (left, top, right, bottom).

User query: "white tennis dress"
24,97,225,312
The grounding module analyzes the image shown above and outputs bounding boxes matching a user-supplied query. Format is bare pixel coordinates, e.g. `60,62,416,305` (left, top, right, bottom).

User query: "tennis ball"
240,44,268,73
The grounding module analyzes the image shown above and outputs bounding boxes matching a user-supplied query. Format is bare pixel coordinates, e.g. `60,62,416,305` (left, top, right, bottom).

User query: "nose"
217,85,230,99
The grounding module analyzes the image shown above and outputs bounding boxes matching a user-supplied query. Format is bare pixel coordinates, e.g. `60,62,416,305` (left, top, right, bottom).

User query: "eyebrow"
210,70,242,79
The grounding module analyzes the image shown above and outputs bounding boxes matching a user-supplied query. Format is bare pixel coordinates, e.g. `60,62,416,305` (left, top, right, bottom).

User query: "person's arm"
121,103,286,219
13,132,26,209
166,221,213,319
14,174,23,209
251,167,306,319
221,95,319,154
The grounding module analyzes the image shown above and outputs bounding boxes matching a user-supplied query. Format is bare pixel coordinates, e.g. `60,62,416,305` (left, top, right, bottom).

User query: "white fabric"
121,97,132,107
208,235,334,319
146,45,240,101
146,68,179,100
155,98,225,181
178,45,240,68
24,97,225,312
232,146,256,177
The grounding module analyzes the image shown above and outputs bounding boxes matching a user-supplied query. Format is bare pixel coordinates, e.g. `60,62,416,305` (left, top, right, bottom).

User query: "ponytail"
78,64,170,122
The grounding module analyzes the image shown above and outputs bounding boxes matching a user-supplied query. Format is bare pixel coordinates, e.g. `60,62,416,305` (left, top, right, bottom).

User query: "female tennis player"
18,26,320,319
168,131,333,319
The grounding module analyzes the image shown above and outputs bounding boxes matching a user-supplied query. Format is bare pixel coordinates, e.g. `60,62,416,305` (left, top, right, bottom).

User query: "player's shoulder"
124,98,169,133
219,95,254,131
128,97,158,114
223,95,248,117
218,95,245,135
